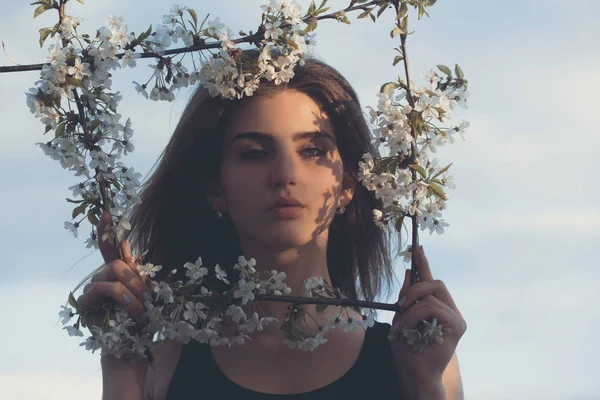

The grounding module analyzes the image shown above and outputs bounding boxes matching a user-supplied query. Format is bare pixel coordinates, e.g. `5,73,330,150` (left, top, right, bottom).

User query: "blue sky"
0,0,598,399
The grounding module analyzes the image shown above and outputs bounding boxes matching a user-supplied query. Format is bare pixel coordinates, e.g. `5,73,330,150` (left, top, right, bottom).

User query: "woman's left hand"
389,245,467,388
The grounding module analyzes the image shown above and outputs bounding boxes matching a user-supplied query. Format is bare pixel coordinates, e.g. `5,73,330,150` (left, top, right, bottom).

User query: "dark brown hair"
126,51,397,302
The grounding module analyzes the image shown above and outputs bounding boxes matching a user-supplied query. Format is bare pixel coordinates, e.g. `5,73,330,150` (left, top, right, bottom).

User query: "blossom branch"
0,0,393,74
59,0,123,258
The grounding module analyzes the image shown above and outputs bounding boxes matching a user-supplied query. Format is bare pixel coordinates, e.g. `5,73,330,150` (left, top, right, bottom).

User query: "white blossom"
233,279,256,305
226,305,246,323
234,256,257,278
214,265,229,284
64,325,84,337
184,257,208,282
138,263,162,278
59,306,73,324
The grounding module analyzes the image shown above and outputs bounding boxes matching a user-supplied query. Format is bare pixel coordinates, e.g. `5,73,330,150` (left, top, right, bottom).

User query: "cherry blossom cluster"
358,67,470,236
60,255,377,360
198,1,309,99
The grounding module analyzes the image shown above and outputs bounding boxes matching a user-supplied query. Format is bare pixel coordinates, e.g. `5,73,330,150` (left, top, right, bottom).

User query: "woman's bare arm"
143,340,183,400
442,352,464,400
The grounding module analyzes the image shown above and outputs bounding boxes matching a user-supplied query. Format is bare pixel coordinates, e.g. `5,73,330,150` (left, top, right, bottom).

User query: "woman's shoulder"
144,339,184,400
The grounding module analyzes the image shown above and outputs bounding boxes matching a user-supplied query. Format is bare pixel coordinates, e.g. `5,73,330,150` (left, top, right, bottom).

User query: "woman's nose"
270,150,299,187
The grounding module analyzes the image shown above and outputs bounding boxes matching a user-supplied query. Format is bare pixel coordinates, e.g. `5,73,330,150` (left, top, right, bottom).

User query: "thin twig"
193,293,401,313
392,0,420,286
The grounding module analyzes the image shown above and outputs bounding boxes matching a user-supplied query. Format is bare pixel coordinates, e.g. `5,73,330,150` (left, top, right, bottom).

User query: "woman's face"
212,89,355,252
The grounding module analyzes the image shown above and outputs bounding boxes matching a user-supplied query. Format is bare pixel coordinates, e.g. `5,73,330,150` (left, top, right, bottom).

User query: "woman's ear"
339,171,357,208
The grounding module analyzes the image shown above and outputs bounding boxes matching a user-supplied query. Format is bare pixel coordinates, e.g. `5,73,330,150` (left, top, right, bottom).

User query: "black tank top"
166,321,405,399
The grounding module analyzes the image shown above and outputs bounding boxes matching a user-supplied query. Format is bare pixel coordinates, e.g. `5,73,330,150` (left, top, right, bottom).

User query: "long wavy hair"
126,51,398,302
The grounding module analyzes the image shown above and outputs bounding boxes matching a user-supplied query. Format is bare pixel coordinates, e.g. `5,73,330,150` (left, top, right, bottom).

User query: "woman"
79,51,466,399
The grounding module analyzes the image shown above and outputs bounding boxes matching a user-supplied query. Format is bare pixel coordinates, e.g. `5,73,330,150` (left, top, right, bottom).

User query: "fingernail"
142,292,153,303
122,294,132,304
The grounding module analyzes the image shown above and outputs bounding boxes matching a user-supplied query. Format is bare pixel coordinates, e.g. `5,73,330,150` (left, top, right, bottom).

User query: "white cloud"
0,372,101,400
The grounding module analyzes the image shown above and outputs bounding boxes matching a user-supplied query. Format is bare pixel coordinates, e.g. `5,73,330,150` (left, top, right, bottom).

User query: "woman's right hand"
77,211,151,399
77,211,152,326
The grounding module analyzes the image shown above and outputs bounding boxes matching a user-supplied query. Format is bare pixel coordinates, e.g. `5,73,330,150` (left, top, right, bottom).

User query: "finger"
394,300,466,337
398,279,460,314
120,239,140,276
392,269,412,325
398,294,458,326
77,281,147,323
399,268,411,297
90,260,152,304
98,211,118,264
416,245,433,281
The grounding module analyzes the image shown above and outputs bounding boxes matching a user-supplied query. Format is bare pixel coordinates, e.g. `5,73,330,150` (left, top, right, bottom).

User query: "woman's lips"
269,205,304,219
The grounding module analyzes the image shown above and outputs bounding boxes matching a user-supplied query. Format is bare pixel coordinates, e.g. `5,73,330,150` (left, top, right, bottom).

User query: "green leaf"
188,9,198,28
72,203,87,219
437,64,452,76
44,124,52,134
400,16,408,33
377,3,389,18
55,121,66,138
357,10,371,19
408,163,427,179
198,13,210,31
87,212,100,226
68,291,79,310
137,25,152,42
390,26,402,38
454,64,464,79
393,55,404,66
423,0,437,6
369,13,376,23
304,18,318,33
316,6,330,15
397,2,408,19
318,0,328,10
380,81,397,95
66,77,85,88
308,0,316,14
431,162,453,180
33,4,52,19
39,27,52,48
336,11,350,24
429,183,448,200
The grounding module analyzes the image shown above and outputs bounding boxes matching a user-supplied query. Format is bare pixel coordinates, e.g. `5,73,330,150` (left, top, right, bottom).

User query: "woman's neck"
237,235,333,338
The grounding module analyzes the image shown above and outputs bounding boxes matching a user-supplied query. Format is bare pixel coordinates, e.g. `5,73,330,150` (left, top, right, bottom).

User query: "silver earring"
215,210,223,219
336,206,346,215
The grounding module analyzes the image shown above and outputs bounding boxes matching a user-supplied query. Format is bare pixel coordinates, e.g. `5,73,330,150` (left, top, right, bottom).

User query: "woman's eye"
239,147,326,160
301,147,326,157
240,149,268,159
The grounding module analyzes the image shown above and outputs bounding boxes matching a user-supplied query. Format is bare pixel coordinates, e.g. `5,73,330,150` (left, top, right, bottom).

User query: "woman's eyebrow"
228,130,336,145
